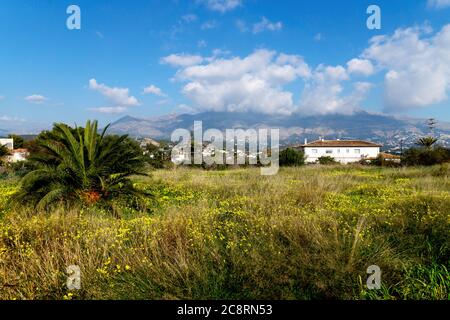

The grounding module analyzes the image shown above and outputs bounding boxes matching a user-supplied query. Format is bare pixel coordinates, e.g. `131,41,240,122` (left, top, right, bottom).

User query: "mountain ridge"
108,111,450,152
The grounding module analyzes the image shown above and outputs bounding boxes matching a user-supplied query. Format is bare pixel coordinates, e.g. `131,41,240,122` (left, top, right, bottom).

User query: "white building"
0,138,14,150
0,138,30,163
300,139,381,164
7,149,30,163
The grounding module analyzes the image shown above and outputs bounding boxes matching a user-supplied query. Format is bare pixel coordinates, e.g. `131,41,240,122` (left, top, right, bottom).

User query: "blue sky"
0,0,450,131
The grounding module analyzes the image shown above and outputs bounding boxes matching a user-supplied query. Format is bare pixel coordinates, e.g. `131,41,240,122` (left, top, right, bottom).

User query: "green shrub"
7,134,25,149
402,147,450,166
279,148,305,167
317,156,338,165
0,144,10,166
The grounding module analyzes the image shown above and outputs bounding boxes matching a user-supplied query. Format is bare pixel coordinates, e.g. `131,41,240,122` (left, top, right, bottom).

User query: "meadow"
0,165,449,300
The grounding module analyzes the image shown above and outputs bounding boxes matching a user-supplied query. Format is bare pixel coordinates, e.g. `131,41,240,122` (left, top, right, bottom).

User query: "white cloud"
178,50,310,84
0,96,5,101
161,54,204,67
162,48,377,116
25,94,47,104
203,49,232,63
362,24,450,111
198,40,207,48
166,15,200,41
178,50,308,82
159,22,450,116
182,14,197,23
166,49,311,115
0,115,26,122
198,0,242,13
156,99,171,106
235,19,248,32
143,85,167,97
320,65,349,81
90,107,128,114
89,79,139,113
176,104,197,114
201,20,217,30
299,65,370,115
314,33,323,42
347,58,374,76
354,81,373,93
252,17,283,34
427,0,450,9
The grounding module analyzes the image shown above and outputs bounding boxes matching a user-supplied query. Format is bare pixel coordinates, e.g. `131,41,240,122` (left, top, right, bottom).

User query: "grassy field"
0,165,449,300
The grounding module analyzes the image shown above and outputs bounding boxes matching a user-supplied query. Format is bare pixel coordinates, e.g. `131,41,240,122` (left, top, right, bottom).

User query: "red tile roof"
301,140,382,147
12,148,29,153
377,152,401,159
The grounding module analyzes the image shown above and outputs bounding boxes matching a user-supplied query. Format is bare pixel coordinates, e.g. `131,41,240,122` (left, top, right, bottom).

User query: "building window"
346,149,350,153
354,149,361,154
312,149,318,154
326,149,333,154
337,149,341,154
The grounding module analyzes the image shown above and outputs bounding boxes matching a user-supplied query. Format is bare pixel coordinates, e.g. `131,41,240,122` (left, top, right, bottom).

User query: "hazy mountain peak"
107,111,450,151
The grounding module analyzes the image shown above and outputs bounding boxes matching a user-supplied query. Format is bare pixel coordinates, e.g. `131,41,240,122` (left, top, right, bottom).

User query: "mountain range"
108,111,450,152
2,111,449,152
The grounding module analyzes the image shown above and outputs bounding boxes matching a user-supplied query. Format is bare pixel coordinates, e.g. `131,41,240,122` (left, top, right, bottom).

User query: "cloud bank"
427,0,450,9
143,85,166,97
89,79,140,113
363,24,450,111
198,0,242,13
161,23,450,116
164,50,311,115
25,95,47,104
162,49,372,115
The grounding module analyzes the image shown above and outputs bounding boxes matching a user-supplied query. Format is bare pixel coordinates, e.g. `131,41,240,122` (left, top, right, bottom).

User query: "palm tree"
416,137,438,149
15,120,148,211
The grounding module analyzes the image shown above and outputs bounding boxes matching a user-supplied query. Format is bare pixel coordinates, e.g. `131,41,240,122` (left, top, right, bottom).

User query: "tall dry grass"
0,165,449,300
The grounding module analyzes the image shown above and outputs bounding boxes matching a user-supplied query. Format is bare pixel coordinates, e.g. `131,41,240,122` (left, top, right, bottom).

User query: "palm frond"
17,119,149,213
36,188,66,211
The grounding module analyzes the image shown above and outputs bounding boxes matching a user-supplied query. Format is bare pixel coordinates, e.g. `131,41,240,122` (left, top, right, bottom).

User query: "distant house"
298,139,382,164
368,152,401,163
139,137,160,149
7,148,30,163
0,138,14,150
0,138,30,163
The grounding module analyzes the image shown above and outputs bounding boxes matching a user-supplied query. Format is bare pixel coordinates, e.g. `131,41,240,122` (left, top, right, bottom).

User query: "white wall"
0,138,13,150
304,147,380,164
7,152,29,163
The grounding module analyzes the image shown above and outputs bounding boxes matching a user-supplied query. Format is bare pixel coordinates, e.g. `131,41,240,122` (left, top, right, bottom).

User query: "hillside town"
0,134,405,168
